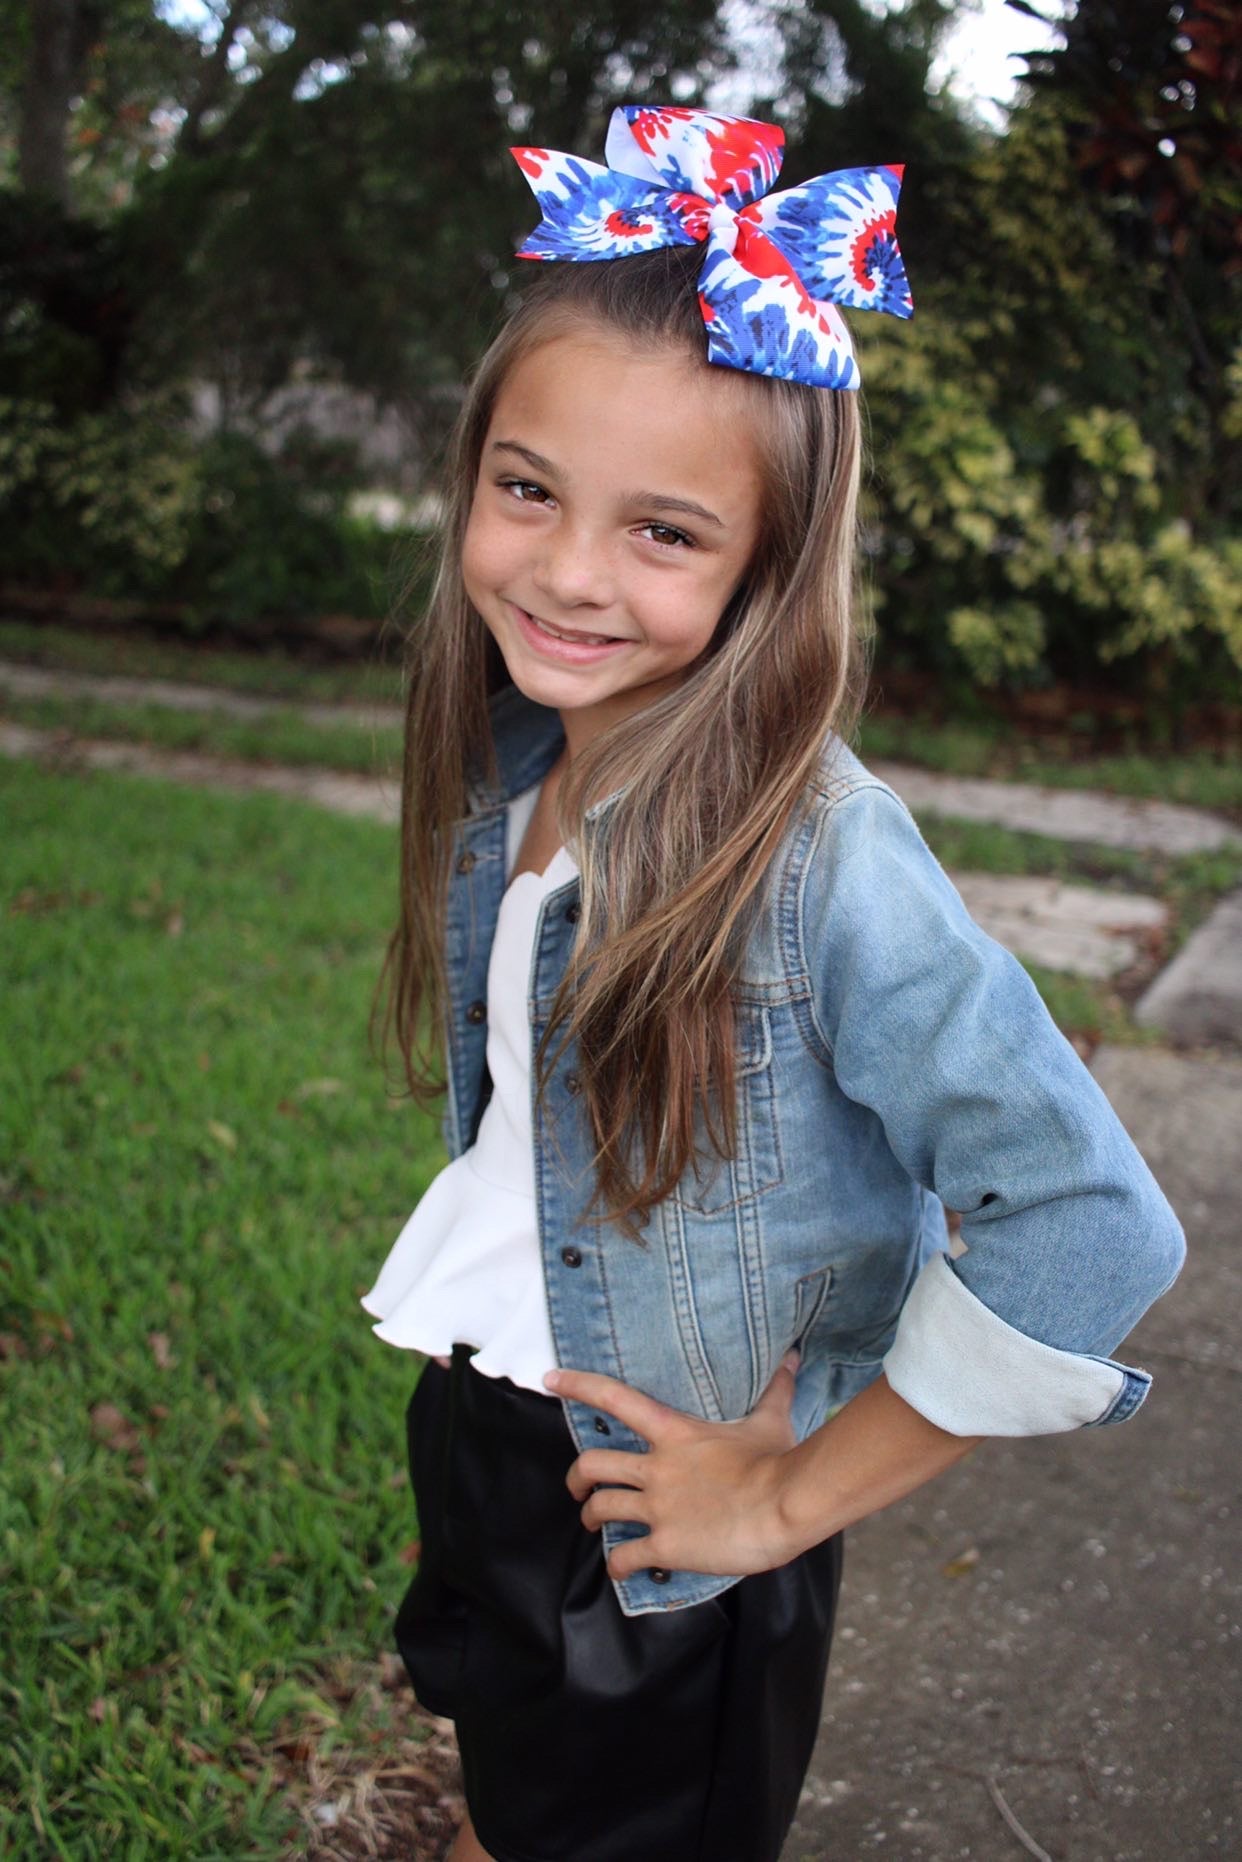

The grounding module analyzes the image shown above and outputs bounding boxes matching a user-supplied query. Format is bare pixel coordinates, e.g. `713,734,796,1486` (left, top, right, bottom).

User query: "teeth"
527,611,615,645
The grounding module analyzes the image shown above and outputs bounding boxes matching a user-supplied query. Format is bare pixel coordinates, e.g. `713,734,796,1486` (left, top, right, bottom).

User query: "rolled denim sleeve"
803,779,1187,1437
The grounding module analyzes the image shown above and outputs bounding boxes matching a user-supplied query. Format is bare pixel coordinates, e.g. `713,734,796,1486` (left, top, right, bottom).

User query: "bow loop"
604,105,784,210
742,165,912,319
511,150,701,261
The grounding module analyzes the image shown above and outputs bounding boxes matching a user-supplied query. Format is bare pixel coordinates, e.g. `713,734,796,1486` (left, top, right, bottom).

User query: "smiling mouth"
517,606,625,646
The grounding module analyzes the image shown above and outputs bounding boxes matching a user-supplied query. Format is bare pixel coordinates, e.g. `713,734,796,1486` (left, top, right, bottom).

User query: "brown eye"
500,478,551,504
642,522,694,550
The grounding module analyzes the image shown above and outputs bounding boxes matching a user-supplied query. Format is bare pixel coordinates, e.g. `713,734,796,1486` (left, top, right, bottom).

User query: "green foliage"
0,392,201,592
856,87,1241,708
0,396,408,624
174,429,399,626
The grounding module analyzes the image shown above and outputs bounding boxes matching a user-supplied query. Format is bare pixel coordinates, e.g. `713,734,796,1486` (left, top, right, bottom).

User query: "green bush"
860,307,1242,706
0,393,201,595
0,396,406,629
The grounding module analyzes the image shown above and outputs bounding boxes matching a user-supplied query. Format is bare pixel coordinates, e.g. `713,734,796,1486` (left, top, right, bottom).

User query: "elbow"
1133,1183,1187,1311
1154,1202,1187,1298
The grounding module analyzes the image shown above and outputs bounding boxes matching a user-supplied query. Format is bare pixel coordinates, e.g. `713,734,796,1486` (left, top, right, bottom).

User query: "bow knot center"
706,199,740,255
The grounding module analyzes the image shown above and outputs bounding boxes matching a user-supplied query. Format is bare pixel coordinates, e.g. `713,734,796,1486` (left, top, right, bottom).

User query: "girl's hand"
543,1355,802,1581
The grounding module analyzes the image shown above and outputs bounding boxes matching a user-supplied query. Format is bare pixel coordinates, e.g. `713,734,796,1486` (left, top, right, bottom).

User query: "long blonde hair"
372,244,869,1238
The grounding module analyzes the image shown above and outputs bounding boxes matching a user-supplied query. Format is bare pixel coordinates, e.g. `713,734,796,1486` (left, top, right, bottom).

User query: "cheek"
460,499,512,595
459,507,487,596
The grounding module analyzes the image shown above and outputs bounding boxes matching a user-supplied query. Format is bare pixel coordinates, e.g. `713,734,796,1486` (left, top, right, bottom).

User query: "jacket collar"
465,682,565,812
472,682,626,824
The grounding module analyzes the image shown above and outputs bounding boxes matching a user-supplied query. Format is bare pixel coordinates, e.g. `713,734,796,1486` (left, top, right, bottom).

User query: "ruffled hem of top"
360,1150,558,1393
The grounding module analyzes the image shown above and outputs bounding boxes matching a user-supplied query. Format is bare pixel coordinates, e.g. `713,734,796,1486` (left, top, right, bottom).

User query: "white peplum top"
360,784,570,1393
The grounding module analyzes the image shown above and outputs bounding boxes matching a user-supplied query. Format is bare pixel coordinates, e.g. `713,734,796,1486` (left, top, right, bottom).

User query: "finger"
581,1486,651,1532
753,1351,800,1415
565,1448,648,1503
606,1537,661,1583
544,1367,682,1442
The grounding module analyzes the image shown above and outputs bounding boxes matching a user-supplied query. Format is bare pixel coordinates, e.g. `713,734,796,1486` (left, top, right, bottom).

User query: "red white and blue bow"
510,105,912,392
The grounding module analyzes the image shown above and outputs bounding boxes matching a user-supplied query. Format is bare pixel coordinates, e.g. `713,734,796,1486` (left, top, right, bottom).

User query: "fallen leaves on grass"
148,1331,175,1370
8,886,103,916
33,1310,74,1349
89,1401,142,1454
89,1400,149,1474
270,1655,465,1861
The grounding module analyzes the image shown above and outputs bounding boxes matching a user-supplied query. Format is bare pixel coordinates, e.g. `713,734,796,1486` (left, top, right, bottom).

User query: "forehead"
486,325,763,515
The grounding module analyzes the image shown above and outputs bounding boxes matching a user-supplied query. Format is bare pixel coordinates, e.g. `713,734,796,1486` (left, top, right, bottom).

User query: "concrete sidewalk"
783,1046,1241,1861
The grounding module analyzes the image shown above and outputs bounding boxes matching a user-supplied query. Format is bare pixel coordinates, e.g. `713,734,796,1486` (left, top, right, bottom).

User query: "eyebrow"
489,439,726,530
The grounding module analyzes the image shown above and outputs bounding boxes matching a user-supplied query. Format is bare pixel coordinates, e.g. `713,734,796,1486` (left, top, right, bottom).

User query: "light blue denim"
437,683,1186,1616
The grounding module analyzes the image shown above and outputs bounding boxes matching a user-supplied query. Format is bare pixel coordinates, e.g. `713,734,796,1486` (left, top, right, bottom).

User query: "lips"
508,602,633,665
520,607,621,645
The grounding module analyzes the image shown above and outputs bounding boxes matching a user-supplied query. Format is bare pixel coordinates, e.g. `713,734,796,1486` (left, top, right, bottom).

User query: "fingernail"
783,1350,800,1372
543,1369,562,1390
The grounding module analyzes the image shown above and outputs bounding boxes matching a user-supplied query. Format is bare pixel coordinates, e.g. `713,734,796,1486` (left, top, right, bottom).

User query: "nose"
530,517,614,613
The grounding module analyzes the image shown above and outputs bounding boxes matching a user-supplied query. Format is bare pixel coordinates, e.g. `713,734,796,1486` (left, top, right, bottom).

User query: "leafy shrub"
0,392,201,594
0,397,407,628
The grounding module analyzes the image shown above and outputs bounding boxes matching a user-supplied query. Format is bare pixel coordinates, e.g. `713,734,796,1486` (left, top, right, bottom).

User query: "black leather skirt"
395,1343,843,1862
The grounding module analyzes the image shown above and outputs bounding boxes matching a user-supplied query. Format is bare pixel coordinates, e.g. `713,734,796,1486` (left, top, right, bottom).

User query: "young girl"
363,106,1185,1862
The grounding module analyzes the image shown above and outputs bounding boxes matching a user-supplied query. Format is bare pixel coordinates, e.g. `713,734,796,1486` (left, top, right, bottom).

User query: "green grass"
0,689,402,778
0,759,442,1859
857,711,1242,816
0,619,403,707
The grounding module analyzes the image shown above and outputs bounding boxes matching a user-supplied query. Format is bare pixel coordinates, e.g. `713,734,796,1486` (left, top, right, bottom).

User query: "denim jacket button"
593,1416,611,1434
456,850,477,874
565,1071,581,1094
649,1567,671,1583
560,1246,583,1268
465,1000,486,1025
565,902,581,923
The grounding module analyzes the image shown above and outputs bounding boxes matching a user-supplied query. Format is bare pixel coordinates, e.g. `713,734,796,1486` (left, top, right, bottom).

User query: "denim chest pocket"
672,1002,785,1216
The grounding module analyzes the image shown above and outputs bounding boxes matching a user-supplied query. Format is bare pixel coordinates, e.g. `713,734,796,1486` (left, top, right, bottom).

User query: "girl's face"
462,324,764,756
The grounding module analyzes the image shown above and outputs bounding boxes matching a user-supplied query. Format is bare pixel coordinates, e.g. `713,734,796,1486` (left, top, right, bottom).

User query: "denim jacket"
440,684,1186,1617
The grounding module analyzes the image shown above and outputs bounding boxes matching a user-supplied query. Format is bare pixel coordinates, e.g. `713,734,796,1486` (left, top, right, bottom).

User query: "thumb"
755,1349,800,1411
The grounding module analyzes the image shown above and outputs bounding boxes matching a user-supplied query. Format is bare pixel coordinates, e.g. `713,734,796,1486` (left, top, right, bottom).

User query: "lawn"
0,758,445,1858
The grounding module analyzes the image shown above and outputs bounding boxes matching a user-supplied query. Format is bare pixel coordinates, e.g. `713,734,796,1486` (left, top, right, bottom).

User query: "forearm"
771,1372,985,1560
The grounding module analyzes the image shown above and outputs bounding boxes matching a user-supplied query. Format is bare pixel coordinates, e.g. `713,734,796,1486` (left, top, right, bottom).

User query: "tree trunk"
17,0,83,206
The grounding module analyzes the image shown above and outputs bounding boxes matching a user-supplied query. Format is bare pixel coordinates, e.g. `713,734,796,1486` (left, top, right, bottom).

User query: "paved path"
951,873,1167,981
0,657,403,733
867,759,1241,858
784,1045,1242,1861
0,721,401,822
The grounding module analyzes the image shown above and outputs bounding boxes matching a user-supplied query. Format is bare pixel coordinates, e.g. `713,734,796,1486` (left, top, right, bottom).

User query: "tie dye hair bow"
510,104,913,392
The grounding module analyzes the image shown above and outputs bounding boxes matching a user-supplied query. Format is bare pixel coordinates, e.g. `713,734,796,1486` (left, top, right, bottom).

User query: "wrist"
767,1441,838,1565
